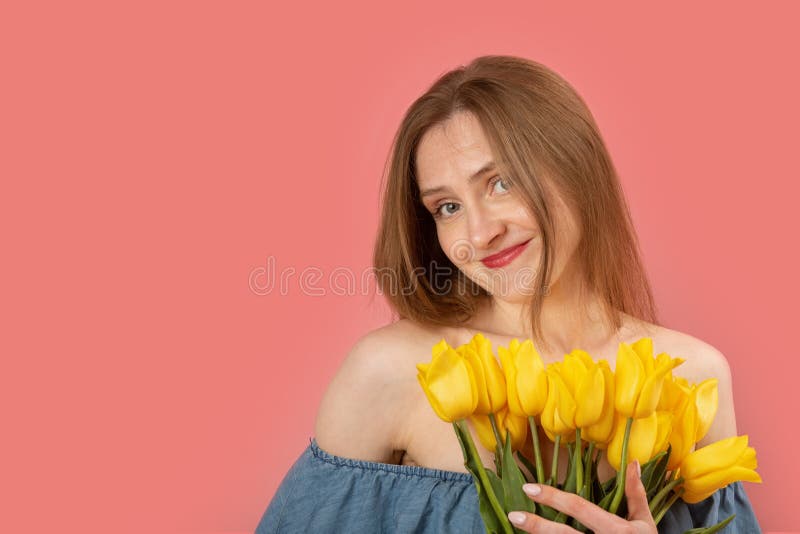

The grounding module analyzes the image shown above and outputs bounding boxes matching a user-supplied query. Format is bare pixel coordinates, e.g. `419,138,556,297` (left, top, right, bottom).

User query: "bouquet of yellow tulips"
416,334,761,534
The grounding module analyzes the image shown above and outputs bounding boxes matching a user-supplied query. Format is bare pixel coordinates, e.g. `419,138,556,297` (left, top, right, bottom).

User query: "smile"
480,238,533,269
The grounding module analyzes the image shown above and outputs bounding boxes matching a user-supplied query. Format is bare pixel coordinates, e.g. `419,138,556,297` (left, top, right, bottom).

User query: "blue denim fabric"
255,439,761,533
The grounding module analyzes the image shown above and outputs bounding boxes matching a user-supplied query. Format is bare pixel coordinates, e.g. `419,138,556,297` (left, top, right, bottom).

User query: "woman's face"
415,111,581,304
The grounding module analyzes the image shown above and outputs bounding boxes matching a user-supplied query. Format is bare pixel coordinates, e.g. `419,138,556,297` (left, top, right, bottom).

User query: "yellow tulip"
499,338,548,417
539,363,571,441
679,435,762,503
416,339,479,422
607,412,658,471
615,343,645,417
540,367,576,443
653,410,673,455
657,370,690,412
663,377,720,470
657,375,681,412
549,365,578,435
666,386,699,471
614,338,684,419
471,408,528,452
583,360,616,448
693,378,719,442
569,352,605,429
458,333,507,415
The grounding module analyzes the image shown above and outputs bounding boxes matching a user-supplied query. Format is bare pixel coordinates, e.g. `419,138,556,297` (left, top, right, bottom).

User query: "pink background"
2,1,798,533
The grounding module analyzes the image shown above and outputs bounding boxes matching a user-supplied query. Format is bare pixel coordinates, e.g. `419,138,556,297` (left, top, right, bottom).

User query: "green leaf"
515,451,536,483
640,449,665,491
682,513,736,534
501,430,535,514
486,470,506,511
453,422,507,534
562,447,578,494
598,489,615,512
645,446,671,499
536,503,559,521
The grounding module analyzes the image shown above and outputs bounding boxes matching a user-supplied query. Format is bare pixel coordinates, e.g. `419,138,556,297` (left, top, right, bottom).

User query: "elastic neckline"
309,438,474,483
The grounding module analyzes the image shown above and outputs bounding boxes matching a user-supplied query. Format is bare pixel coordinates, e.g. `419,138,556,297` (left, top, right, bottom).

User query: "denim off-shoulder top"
255,438,761,533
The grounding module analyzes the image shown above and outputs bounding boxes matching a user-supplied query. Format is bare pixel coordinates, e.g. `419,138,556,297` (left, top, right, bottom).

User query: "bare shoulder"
314,318,451,462
648,324,732,383
645,322,738,445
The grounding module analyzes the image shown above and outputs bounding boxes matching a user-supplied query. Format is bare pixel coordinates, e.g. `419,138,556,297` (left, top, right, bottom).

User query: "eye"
433,202,460,219
491,176,511,194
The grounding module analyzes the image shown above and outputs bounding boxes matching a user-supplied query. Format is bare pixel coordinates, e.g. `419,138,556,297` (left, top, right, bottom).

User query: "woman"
256,55,760,533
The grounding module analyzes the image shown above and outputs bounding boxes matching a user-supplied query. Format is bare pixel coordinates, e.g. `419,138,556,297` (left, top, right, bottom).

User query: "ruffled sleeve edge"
309,437,475,483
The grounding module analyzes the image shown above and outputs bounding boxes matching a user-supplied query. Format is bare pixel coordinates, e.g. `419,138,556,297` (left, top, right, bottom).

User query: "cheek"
437,227,474,265
510,203,538,229
437,232,456,263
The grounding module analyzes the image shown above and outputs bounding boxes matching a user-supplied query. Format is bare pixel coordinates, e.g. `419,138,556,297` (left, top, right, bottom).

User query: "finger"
521,483,621,533
625,459,655,525
507,511,580,533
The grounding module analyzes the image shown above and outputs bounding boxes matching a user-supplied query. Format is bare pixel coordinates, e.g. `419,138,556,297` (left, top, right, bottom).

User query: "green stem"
487,412,504,473
649,475,684,516
454,420,513,534
585,441,596,489
528,416,546,484
574,428,583,495
653,487,684,525
609,417,633,514
488,413,504,449
551,434,561,485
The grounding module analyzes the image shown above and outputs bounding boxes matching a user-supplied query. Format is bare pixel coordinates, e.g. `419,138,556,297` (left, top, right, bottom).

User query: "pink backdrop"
2,1,797,533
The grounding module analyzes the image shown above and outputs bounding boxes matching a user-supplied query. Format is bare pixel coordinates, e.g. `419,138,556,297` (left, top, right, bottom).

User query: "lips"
480,238,533,268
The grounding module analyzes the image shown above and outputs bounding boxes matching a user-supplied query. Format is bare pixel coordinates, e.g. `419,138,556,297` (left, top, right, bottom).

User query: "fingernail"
508,512,526,525
522,483,541,496
635,459,641,478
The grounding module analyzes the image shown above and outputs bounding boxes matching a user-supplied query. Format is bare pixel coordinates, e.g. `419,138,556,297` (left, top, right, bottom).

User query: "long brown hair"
372,55,658,347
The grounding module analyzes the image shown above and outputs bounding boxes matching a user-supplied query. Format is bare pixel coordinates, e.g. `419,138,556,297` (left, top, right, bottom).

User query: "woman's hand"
507,460,657,533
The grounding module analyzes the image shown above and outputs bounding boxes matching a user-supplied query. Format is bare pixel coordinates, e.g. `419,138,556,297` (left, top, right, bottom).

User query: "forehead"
415,112,495,188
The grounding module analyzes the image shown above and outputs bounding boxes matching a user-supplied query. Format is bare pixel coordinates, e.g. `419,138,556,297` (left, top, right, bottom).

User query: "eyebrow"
419,161,497,199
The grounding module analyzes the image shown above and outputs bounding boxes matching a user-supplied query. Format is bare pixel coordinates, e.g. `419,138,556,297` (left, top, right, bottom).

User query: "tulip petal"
680,435,750,480
460,345,490,414
633,355,683,418
480,344,507,412
550,370,577,431
632,337,655,375
739,446,758,470
572,349,595,368
540,372,558,437
432,339,449,358
470,413,498,451
504,410,529,451
615,343,645,417
682,466,762,503
499,345,524,416
653,411,673,454
575,366,604,428
667,392,698,471
417,373,451,421
514,340,548,416
561,352,586,394
417,344,478,422
583,361,616,447
628,412,658,466
694,378,719,443
606,414,627,471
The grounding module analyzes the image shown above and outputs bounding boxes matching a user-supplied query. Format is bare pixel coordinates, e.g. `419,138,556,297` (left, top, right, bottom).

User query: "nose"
467,203,505,251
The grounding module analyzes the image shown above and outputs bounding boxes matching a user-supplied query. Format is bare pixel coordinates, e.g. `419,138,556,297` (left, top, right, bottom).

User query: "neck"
470,274,618,358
